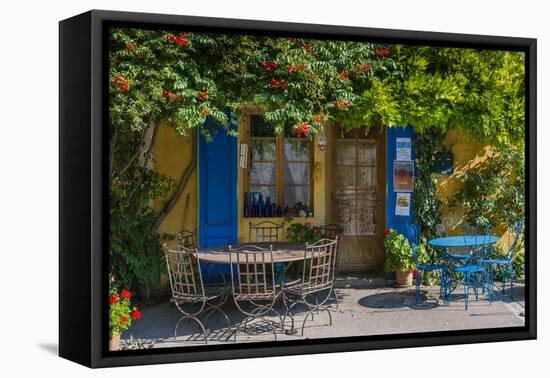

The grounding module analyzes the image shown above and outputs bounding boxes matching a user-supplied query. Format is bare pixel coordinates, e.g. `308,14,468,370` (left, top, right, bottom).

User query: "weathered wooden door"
331,126,386,271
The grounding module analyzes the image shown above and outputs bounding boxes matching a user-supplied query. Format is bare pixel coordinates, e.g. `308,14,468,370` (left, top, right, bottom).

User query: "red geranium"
198,90,209,101
121,288,132,300
385,229,392,235
131,309,141,320
108,293,118,305
375,48,391,56
120,316,128,324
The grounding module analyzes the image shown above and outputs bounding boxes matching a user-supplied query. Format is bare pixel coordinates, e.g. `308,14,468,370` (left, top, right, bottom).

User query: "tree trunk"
151,132,197,233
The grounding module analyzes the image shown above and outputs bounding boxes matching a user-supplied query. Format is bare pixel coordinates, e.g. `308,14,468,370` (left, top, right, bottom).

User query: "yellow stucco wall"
152,124,198,237
437,129,515,246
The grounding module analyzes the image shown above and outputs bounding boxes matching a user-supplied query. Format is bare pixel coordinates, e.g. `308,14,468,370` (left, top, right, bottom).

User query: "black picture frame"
59,9,537,368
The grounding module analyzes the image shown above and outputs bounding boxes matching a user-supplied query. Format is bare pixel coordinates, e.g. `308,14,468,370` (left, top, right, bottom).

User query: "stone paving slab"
121,281,524,350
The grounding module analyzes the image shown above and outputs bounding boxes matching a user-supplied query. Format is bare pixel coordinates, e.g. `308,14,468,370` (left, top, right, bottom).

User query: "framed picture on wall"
393,160,415,192
59,10,537,368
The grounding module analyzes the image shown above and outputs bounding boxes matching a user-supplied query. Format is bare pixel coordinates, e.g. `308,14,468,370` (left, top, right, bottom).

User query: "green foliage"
352,46,525,148
286,222,322,243
453,145,525,227
413,129,445,242
384,229,417,272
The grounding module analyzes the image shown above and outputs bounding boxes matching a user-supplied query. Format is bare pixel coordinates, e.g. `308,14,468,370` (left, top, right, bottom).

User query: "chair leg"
415,270,421,305
463,272,469,310
509,266,514,300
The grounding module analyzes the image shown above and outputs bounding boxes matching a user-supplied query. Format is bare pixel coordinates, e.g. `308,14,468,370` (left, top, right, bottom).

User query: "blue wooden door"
199,119,238,249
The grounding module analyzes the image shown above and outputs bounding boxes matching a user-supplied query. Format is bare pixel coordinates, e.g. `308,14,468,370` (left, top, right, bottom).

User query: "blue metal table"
428,235,500,305
429,235,500,249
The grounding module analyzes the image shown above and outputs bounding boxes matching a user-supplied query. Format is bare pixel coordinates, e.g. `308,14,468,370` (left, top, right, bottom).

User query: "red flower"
375,48,391,56
119,84,128,93
339,71,349,80
108,293,118,305
163,90,183,100
121,288,132,300
166,34,189,45
131,309,141,320
288,64,297,72
270,78,279,87
198,90,209,101
385,229,391,235
163,89,170,97
313,115,322,123
121,315,128,324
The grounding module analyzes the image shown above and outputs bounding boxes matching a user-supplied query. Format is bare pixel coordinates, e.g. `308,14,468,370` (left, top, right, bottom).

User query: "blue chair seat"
454,265,485,273
450,253,472,260
418,264,446,271
483,259,509,265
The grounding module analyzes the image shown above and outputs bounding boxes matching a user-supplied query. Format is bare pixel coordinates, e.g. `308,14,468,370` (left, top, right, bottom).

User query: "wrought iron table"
197,242,308,264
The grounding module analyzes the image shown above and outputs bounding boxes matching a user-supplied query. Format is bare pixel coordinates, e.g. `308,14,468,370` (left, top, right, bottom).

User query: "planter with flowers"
384,229,416,287
109,288,141,351
286,222,322,243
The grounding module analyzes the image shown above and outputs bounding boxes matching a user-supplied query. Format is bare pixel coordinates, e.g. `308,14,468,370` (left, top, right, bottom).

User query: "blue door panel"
199,117,238,282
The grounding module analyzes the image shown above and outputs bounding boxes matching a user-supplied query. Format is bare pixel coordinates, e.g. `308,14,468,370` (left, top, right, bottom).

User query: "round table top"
197,242,307,264
428,235,500,248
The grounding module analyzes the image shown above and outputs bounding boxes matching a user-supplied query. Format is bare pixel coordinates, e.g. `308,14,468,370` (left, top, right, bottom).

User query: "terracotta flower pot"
109,333,121,351
395,269,413,287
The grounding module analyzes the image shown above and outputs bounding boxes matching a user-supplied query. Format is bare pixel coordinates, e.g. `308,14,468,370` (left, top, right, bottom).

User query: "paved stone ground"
120,279,525,350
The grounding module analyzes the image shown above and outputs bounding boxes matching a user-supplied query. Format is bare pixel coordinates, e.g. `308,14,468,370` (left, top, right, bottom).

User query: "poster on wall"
396,137,412,161
393,160,414,192
395,192,411,216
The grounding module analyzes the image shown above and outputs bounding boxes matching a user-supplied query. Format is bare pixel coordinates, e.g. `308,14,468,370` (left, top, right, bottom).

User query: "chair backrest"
476,224,493,260
175,229,198,250
301,238,338,291
249,221,284,242
408,224,421,266
506,221,524,260
436,217,455,237
228,244,268,252
319,224,343,239
229,246,276,297
164,245,204,298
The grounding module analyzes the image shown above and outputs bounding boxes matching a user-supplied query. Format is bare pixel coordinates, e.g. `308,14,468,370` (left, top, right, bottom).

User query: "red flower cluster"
198,90,209,101
287,63,307,72
121,315,128,324
338,71,350,80
299,41,314,50
312,115,322,124
294,122,312,138
108,293,119,305
260,60,279,72
131,309,141,320
121,288,132,300
335,100,351,109
114,76,130,93
375,48,392,56
270,77,287,90
354,63,372,73
123,43,137,52
162,89,183,100
166,33,190,46
385,229,392,235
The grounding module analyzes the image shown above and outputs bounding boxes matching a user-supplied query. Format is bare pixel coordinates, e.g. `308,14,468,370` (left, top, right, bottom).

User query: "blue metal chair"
453,224,493,310
483,221,524,300
436,219,475,263
408,225,447,306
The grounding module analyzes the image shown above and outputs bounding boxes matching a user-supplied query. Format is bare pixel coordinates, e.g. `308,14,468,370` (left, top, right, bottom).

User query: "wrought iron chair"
319,224,343,308
282,238,338,335
175,229,198,249
452,225,493,310
228,245,285,341
483,221,524,299
408,224,448,306
249,221,284,243
164,245,230,343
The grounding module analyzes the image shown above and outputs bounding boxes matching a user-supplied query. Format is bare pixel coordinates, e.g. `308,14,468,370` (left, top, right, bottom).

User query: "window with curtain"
247,115,313,215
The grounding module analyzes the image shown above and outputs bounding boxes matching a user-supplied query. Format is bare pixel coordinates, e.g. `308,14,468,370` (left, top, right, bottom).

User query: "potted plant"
287,222,322,243
109,288,141,351
384,229,416,287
